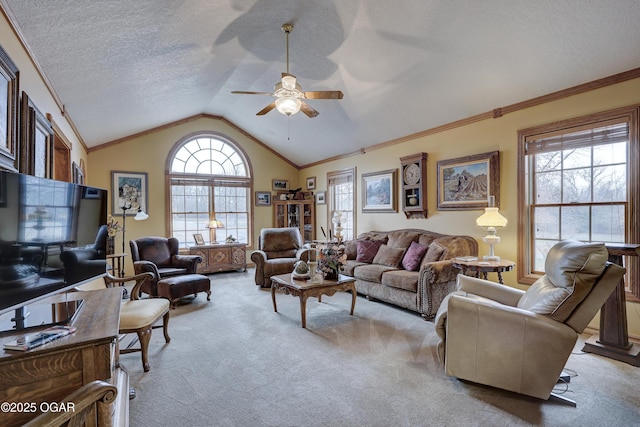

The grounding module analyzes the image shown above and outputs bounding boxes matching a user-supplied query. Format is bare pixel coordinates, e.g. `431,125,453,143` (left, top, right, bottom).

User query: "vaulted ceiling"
3,0,640,166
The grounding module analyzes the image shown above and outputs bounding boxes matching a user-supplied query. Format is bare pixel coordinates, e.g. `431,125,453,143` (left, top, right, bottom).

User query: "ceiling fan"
231,23,343,118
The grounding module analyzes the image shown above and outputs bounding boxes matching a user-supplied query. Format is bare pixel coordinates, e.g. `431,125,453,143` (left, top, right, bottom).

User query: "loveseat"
341,229,477,320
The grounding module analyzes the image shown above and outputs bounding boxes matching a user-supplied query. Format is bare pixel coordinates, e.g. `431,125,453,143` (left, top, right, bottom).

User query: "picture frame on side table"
193,233,205,245
111,171,148,216
255,191,271,206
362,169,398,213
436,151,500,210
316,191,326,205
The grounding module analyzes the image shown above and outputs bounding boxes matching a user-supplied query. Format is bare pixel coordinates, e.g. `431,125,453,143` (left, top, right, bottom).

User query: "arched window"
168,133,251,248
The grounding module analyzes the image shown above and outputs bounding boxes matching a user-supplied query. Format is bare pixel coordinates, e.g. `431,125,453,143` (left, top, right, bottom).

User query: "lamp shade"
207,219,225,229
134,209,149,221
275,96,301,116
476,207,508,229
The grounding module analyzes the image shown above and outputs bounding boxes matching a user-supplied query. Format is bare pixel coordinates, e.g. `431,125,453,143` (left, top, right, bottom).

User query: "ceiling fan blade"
300,100,319,118
256,102,277,116
231,91,273,96
303,90,344,100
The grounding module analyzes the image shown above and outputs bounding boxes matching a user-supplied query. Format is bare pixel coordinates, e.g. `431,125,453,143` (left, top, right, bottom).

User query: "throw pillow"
372,244,406,268
401,241,428,271
356,239,383,263
423,241,446,263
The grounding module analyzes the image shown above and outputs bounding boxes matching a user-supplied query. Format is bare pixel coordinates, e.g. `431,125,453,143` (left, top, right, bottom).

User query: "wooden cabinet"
189,242,247,274
274,200,315,242
0,287,127,427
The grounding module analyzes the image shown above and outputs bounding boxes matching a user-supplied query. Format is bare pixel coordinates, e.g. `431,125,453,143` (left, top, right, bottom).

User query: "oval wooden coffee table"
270,273,357,328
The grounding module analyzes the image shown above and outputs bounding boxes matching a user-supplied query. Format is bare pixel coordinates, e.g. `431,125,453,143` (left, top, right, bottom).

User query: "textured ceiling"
3,0,640,166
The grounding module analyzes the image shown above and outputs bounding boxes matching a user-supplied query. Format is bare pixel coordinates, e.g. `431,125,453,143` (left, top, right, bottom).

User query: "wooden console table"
189,242,247,274
0,287,128,426
583,243,640,366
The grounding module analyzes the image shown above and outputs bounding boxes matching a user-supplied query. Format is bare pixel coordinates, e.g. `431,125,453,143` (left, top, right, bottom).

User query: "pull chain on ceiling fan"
231,23,343,118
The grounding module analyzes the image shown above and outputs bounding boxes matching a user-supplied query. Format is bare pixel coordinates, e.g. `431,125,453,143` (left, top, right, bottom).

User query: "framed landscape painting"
362,169,397,213
436,151,500,210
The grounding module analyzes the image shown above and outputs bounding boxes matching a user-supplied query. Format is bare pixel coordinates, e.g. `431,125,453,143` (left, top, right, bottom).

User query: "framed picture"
255,191,271,206
306,176,316,190
362,169,398,213
0,45,19,172
272,179,289,191
437,151,500,210
316,191,326,205
193,233,205,245
111,171,148,216
20,92,54,178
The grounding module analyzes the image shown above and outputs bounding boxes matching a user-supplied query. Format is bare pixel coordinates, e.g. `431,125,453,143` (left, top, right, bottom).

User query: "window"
327,168,356,240
518,106,639,298
168,134,251,248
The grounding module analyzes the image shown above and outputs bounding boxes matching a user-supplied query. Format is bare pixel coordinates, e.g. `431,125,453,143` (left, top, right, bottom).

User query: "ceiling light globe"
275,97,301,116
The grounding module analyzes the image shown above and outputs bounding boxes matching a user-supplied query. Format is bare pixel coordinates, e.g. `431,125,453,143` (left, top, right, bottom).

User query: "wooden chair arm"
103,272,154,300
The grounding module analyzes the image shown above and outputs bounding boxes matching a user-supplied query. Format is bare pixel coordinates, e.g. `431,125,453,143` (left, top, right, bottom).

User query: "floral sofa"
341,229,477,320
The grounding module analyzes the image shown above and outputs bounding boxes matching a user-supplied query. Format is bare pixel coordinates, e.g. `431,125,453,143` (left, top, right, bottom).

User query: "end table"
452,259,515,284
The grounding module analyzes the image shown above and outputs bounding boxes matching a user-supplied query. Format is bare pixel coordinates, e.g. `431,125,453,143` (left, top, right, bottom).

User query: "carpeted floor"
122,270,640,427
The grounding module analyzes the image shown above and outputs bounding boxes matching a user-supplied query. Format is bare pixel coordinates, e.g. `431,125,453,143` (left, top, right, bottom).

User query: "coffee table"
270,273,357,328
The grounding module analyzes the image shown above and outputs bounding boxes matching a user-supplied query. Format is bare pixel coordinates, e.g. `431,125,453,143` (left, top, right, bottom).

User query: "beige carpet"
121,270,640,427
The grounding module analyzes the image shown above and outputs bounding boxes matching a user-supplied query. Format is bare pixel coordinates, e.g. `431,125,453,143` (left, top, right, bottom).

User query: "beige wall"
302,77,640,337
86,116,299,272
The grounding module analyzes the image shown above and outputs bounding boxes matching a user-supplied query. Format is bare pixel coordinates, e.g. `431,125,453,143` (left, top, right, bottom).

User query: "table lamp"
476,196,507,262
207,219,224,244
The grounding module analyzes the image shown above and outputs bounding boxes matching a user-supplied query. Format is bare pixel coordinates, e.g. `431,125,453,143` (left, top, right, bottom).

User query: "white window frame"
327,167,356,241
167,133,252,249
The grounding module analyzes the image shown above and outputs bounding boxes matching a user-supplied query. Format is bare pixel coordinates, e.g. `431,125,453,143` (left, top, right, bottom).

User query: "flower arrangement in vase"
106,215,122,255
316,237,346,280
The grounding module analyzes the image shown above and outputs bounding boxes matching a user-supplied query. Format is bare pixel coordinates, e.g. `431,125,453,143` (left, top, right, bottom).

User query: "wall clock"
400,152,428,218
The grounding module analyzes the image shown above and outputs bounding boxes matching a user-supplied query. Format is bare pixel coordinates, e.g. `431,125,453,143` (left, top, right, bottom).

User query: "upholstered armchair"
250,227,310,287
130,236,202,297
59,225,108,285
435,240,625,405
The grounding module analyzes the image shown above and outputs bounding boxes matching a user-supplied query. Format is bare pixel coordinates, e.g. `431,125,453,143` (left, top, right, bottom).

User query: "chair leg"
136,326,153,372
162,312,171,343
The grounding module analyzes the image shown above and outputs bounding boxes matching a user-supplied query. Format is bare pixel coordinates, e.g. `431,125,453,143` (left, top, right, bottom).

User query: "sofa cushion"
354,264,398,283
356,239,384,263
381,270,419,292
373,244,405,268
517,240,608,322
344,239,357,260
418,234,438,247
387,230,420,249
402,241,429,271
423,241,446,263
342,259,366,276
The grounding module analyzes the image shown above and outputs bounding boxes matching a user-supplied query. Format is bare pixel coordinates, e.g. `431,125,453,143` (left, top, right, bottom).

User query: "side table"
452,259,515,284
107,252,128,277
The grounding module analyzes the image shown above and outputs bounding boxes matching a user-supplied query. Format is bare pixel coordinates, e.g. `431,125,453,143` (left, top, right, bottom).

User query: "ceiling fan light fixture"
281,74,297,90
275,96,301,116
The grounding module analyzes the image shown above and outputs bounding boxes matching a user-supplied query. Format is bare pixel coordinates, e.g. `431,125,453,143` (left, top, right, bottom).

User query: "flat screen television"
0,170,107,331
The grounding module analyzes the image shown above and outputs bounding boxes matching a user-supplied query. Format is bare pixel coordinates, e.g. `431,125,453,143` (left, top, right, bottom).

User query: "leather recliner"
130,236,202,297
434,240,625,405
250,227,310,287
